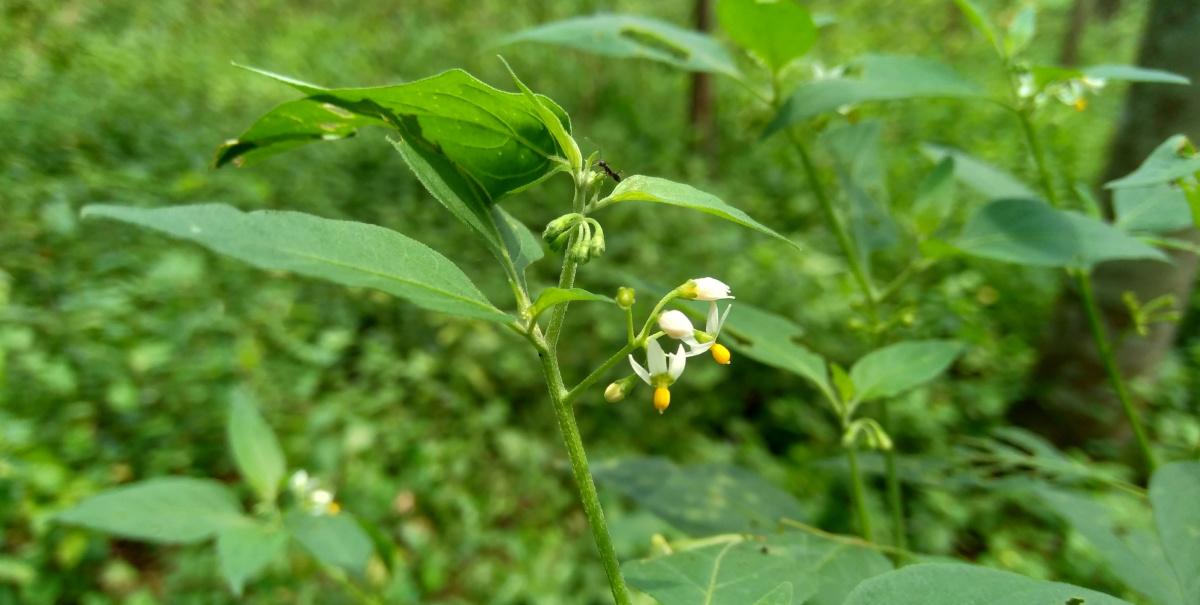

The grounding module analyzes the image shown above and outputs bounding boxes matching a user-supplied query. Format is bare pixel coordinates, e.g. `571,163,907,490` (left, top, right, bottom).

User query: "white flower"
683,277,734,301
1016,72,1037,99
658,310,695,339
682,302,732,358
628,336,687,413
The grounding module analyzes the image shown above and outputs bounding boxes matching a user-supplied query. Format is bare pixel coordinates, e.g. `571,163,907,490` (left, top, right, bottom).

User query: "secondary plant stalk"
845,445,875,542
1018,112,1158,474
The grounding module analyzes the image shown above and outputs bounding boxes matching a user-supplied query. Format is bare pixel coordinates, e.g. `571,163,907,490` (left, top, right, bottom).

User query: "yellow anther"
328,501,342,515
711,343,731,365
1073,98,1088,112
653,387,671,413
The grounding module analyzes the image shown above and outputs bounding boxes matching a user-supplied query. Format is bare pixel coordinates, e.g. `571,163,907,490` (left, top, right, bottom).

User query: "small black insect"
598,160,622,183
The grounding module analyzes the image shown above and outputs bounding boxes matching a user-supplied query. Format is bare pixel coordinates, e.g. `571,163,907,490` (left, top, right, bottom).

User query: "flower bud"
680,277,733,301
616,287,636,309
542,213,583,251
658,310,694,339
604,381,627,403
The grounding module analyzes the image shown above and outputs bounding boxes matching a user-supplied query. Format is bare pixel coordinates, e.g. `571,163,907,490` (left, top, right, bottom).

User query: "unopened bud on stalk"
604,375,638,403
616,287,636,309
542,213,583,251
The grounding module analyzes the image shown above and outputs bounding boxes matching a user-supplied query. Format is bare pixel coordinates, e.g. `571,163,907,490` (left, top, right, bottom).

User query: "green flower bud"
542,213,583,251
616,287,636,309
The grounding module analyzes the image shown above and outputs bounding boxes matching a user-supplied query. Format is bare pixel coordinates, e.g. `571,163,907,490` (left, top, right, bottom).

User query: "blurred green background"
2,1,1197,603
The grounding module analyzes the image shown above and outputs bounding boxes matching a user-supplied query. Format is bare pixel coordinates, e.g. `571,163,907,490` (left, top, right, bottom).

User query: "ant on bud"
597,159,622,183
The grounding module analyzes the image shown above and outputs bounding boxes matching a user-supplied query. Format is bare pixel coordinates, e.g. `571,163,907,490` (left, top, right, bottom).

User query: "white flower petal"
668,344,687,380
717,303,732,332
691,277,734,301
628,355,651,385
658,310,695,339
647,337,667,376
683,340,714,357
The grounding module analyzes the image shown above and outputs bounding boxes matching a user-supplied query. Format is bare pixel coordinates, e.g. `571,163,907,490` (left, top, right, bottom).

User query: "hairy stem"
878,404,907,551
1075,270,1159,473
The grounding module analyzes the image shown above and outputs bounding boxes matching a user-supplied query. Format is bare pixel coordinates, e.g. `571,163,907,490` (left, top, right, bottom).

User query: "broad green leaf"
712,301,833,403
956,199,1168,268
593,457,805,535
218,66,572,202
501,58,581,172
1037,486,1183,605
57,478,245,544
82,204,511,323
217,522,289,596
498,14,741,77
912,157,957,234
921,144,1037,199
1150,462,1200,604
768,530,893,605
528,287,613,321
624,540,816,605
844,563,1133,605
1083,64,1190,85
765,55,984,137
952,0,1001,54
849,340,963,404
286,511,373,574
1003,7,1036,57
601,175,800,251
1106,135,1200,189
228,390,286,503
824,121,897,268
493,206,544,285
716,0,817,73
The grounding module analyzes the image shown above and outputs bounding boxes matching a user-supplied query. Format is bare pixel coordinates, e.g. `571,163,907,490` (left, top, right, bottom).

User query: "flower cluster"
1016,72,1106,111
626,277,734,413
289,470,341,516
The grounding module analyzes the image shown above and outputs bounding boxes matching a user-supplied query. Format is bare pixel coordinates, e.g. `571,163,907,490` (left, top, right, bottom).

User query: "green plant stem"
845,445,875,542
877,404,907,551
1016,106,1157,474
536,340,632,605
1075,270,1159,473
566,340,639,404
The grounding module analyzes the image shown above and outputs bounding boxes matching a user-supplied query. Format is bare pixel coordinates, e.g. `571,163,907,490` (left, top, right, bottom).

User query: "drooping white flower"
683,302,733,365
658,310,695,339
628,336,687,413
682,277,734,301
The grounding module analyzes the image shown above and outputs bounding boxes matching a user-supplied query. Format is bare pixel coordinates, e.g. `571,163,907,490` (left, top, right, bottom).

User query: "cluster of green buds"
542,212,606,264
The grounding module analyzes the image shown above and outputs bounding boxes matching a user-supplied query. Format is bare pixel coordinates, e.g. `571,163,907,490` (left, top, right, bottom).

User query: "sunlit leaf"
624,540,816,605
217,522,288,596
499,14,741,77
228,390,286,503
601,175,800,250
921,144,1037,199
528,287,613,321
1150,462,1200,604
952,0,1001,54
1106,135,1200,189
57,478,245,544
1083,64,1190,85
286,512,373,575
218,66,572,202
844,563,1133,605
768,530,893,605
83,204,511,322
1114,185,1192,233
849,340,963,404
716,0,817,73
1003,7,1036,56
593,457,805,535
766,55,984,137
711,301,833,403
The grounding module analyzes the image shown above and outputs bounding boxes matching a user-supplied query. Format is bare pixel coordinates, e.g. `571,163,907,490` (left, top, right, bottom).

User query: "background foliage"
2,0,1198,603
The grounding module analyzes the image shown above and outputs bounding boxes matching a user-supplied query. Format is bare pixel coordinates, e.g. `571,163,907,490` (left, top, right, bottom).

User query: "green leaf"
1106,135,1200,189
1083,64,1190,85
1115,185,1193,233
766,55,984,137
849,340,963,404
498,14,741,77
593,457,806,535
921,144,1037,199
82,204,511,323
844,563,1133,605
952,0,1001,54
956,199,1168,268
500,58,581,172
716,0,817,73
217,522,288,596
57,478,245,544
286,512,374,574
1150,462,1200,604
528,287,613,321
767,530,893,605
911,157,957,234
493,206,544,287
218,66,572,202
713,301,833,403
624,540,816,605
228,390,286,503
1037,486,1184,605
1003,6,1036,57
601,175,800,251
